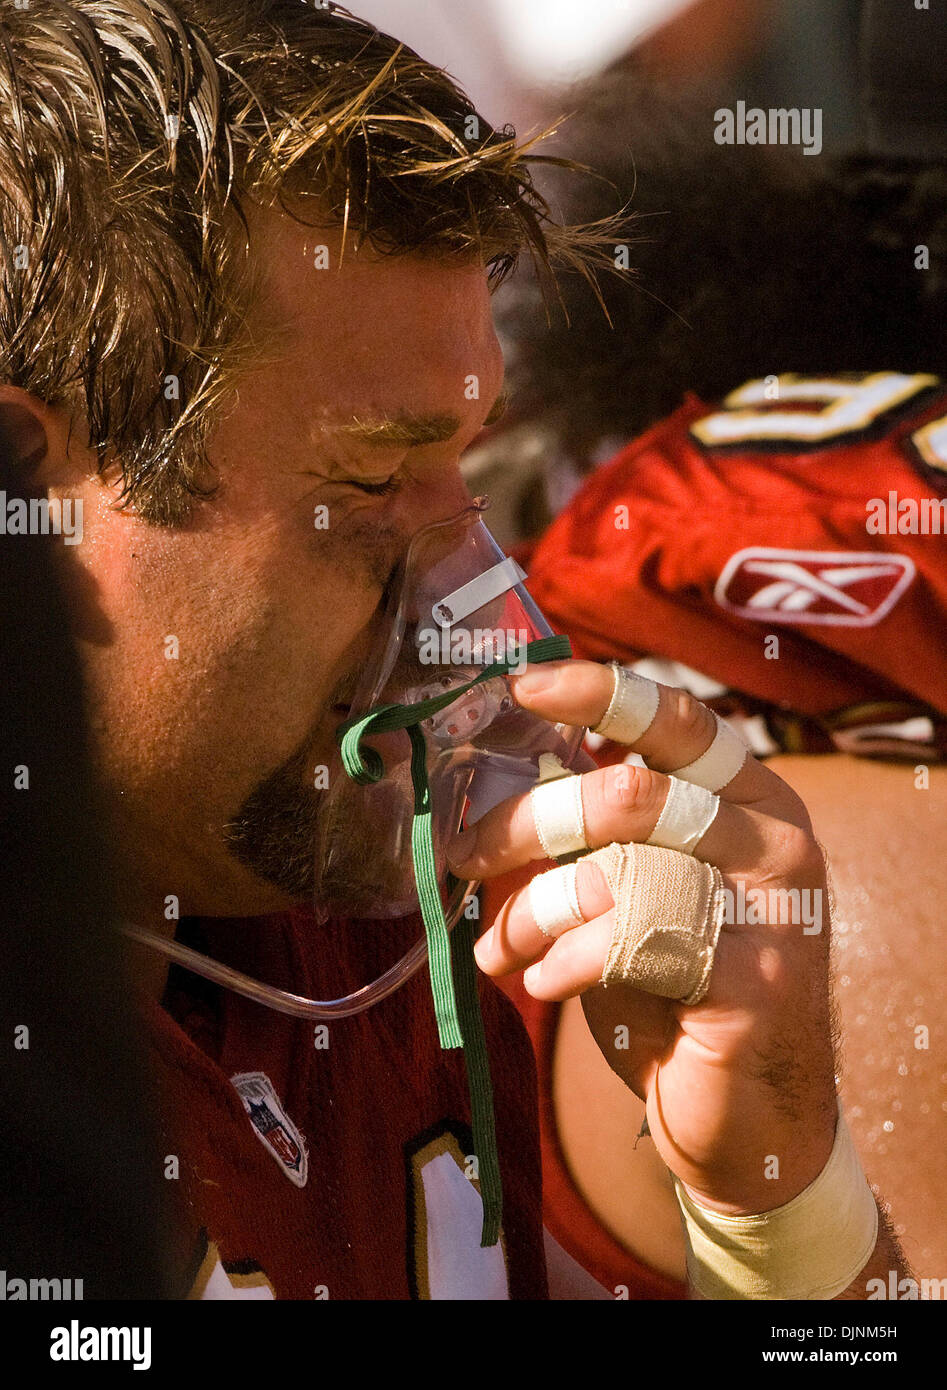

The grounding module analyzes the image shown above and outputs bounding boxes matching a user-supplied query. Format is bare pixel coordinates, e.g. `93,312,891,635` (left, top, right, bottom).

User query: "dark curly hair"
497,65,947,474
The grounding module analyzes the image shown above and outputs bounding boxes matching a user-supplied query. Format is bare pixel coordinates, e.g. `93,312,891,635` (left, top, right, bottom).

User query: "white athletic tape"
646,777,720,854
675,1102,879,1300
530,773,588,858
596,841,725,1004
528,861,584,938
670,713,749,792
592,662,661,745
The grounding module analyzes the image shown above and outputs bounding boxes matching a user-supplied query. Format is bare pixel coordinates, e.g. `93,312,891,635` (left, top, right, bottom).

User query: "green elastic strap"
337,632,571,1245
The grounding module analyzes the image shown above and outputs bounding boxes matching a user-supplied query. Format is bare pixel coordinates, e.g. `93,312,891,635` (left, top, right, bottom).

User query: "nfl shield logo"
231,1071,308,1188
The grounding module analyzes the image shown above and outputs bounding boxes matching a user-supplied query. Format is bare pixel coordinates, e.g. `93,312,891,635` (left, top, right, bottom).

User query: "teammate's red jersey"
526,372,947,755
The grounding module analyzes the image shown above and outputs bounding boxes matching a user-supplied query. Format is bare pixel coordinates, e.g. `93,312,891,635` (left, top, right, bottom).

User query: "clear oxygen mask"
312,500,585,924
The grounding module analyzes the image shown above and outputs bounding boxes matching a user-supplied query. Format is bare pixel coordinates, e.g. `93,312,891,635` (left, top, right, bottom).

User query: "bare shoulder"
769,755,947,1278
552,756,946,1282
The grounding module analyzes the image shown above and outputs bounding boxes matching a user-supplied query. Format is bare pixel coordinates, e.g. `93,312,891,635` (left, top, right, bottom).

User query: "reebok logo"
715,548,915,626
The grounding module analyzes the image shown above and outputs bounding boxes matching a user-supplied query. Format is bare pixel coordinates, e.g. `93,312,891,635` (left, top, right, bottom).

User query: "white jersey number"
690,372,940,450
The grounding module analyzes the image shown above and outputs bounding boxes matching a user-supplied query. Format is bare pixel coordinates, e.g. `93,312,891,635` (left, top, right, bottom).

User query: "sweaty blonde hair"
0,1,609,522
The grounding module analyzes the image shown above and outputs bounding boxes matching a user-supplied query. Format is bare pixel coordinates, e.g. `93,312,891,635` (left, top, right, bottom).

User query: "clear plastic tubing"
120,876,475,1020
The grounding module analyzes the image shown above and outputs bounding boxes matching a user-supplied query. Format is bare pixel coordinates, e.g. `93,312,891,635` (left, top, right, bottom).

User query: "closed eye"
347,477,400,496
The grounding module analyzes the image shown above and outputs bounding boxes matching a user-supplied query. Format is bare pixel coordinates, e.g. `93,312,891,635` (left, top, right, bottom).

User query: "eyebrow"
336,391,510,449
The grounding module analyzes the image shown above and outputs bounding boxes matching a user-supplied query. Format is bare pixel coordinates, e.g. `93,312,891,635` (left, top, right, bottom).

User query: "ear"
0,386,51,475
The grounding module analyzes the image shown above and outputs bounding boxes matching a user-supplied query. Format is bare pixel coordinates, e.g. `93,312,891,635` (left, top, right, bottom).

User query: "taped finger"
646,776,720,854
476,856,615,976
592,661,661,744
530,772,588,857
594,841,726,1004
528,860,584,938
523,913,615,1000
668,712,748,793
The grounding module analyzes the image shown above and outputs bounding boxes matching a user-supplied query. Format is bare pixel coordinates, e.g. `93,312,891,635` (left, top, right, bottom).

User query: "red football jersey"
148,908,548,1300
526,372,947,744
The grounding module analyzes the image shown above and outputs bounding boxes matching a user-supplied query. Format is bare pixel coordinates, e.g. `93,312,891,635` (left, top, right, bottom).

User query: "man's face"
55,209,504,919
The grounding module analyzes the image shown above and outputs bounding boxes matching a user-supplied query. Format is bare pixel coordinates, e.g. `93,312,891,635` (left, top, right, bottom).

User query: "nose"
395,464,481,536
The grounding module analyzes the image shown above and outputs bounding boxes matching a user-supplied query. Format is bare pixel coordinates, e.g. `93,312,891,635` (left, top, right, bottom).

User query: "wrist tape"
674,1103,879,1300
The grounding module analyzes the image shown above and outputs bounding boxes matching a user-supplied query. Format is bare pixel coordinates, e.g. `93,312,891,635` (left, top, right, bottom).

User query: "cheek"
61,480,385,817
